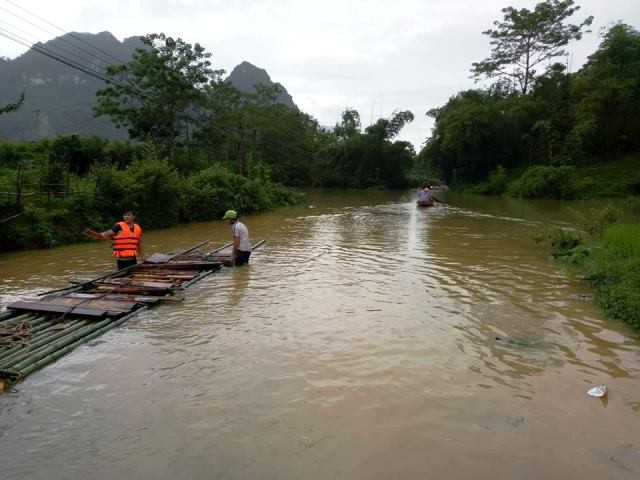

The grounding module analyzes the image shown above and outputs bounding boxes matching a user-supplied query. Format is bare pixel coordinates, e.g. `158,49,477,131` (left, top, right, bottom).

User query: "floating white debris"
587,385,608,397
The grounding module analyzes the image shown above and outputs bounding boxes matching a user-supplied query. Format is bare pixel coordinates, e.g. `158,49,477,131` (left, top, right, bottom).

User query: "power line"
0,29,147,106
0,19,115,78
4,0,132,66
0,3,138,89
0,28,115,85
0,5,122,71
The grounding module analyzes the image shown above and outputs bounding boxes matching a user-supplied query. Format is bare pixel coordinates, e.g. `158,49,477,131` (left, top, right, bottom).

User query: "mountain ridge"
0,32,295,141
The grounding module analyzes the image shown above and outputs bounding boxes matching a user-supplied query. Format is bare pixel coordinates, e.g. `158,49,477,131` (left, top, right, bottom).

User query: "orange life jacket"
112,221,142,258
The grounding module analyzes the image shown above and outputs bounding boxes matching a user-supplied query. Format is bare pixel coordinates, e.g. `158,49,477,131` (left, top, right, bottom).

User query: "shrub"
571,204,620,239
92,163,130,221
127,158,185,228
508,165,578,199
184,166,239,221
0,139,304,253
184,166,304,222
533,227,582,256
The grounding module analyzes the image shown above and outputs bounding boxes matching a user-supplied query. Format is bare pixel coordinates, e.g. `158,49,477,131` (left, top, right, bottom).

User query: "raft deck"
0,240,239,389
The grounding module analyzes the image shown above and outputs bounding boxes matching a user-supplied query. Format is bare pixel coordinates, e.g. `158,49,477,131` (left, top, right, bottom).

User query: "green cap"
222,209,237,220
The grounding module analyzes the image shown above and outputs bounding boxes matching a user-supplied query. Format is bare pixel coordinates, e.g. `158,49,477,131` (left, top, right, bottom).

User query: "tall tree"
365,110,415,140
573,23,640,153
334,109,361,139
315,109,415,188
471,0,592,94
94,33,222,161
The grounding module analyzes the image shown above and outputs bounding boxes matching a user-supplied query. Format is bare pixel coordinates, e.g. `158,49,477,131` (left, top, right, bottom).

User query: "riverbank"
540,213,640,335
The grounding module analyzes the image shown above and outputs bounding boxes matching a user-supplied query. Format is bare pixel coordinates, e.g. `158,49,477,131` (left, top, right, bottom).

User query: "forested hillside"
418,1,640,198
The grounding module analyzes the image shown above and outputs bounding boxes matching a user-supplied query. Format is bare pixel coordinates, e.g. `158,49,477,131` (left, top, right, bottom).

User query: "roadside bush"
508,165,579,199
184,166,304,222
21,206,59,247
127,158,185,228
184,166,239,221
92,163,130,221
0,134,306,252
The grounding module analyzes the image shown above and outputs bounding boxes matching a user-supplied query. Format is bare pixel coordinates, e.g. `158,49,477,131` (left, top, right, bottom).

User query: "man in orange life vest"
85,210,144,270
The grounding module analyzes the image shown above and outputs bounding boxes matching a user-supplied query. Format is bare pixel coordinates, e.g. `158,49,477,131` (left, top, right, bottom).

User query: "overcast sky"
1,0,639,150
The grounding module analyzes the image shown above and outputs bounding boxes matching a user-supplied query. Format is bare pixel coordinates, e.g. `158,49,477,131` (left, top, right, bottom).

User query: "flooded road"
1,190,639,479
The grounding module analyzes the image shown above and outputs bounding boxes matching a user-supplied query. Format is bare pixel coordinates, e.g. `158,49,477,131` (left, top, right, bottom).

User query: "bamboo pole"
9,320,113,371
12,309,145,380
0,321,87,366
180,269,218,289
0,320,86,365
0,312,34,325
251,239,266,250
207,242,233,254
1,241,233,387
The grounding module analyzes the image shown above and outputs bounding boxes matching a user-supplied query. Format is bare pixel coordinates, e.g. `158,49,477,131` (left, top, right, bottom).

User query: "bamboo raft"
0,240,263,390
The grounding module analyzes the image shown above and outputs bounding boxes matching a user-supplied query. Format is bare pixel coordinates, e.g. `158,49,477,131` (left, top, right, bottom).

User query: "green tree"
472,0,592,94
424,90,509,183
334,109,361,139
365,110,415,140
573,24,640,154
315,109,415,188
94,33,222,161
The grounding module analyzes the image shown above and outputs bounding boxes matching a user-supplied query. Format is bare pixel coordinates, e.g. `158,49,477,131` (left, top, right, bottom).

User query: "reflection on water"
1,190,639,479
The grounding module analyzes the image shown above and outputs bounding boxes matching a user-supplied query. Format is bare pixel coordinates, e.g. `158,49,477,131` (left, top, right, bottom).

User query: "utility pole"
236,122,244,176
251,128,257,174
185,118,191,166
15,163,22,204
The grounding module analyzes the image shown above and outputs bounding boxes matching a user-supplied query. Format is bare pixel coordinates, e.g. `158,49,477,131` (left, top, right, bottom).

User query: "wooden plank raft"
0,239,263,390
6,244,225,317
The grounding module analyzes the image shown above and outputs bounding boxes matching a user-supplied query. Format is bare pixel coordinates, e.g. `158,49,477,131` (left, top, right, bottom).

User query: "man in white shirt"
222,210,251,266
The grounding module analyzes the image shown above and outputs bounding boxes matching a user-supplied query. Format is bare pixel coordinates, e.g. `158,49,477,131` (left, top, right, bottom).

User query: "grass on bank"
539,215,640,335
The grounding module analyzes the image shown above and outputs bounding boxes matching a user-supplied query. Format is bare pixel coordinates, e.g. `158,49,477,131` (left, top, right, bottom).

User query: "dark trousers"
235,250,251,266
117,258,138,270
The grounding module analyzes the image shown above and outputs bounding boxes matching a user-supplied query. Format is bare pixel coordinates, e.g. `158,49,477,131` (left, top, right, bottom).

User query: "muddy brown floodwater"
0,189,638,479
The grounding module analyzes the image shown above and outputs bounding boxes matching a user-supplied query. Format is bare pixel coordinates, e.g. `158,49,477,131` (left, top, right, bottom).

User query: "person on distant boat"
222,209,251,266
416,182,441,206
85,209,144,270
